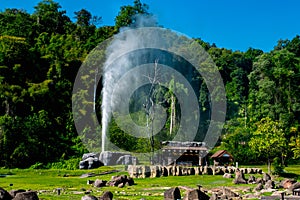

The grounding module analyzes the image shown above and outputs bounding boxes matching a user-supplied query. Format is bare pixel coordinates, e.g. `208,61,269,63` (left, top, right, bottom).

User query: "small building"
210,150,233,166
159,141,209,166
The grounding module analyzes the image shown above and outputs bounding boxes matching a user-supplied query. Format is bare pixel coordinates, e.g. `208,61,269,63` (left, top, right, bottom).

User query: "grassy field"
0,165,299,200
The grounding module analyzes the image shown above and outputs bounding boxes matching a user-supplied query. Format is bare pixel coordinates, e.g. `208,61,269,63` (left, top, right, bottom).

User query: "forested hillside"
0,0,299,168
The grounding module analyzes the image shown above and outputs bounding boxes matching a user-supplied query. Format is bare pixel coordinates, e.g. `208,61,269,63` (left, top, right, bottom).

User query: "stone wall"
127,165,262,178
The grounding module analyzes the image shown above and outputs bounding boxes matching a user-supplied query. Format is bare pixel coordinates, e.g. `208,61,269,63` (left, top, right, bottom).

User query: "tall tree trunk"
169,94,175,135
267,157,271,174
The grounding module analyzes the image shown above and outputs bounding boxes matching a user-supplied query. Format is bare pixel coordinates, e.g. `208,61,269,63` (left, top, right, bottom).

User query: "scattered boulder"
94,179,107,188
288,181,300,191
0,187,12,200
9,190,26,198
260,188,277,193
107,176,123,187
247,175,256,184
271,191,286,197
242,187,251,193
99,191,113,200
262,173,271,182
233,169,247,184
183,189,209,200
117,183,124,188
13,191,39,200
242,193,260,199
79,153,103,169
127,177,134,186
223,173,233,179
87,180,94,185
221,187,239,199
164,187,181,200
209,192,218,200
279,179,296,189
255,177,264,184
107,175,134,187
254,183,264,192
264,180,275,189
81,195,98,200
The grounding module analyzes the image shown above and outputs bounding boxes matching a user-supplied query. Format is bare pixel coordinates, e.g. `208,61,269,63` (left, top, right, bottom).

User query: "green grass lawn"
0,165,299,200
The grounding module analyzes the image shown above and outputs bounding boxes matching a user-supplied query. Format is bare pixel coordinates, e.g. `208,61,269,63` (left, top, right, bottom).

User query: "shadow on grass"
279,172,299,180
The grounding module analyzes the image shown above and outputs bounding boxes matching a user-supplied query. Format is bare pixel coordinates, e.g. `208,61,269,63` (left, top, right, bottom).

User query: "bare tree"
143,59,161,164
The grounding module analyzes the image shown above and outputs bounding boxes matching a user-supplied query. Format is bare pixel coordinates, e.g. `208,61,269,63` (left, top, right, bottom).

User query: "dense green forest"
0,0,299,168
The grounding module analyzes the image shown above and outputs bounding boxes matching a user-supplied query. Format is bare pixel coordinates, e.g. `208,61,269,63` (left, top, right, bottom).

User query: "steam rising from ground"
101,15,163,152
73,14,226,165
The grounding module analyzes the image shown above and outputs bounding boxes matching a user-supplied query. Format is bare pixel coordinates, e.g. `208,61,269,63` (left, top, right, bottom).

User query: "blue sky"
1,0,300,52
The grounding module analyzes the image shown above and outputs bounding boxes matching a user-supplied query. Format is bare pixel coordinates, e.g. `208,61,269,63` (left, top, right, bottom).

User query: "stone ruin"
127,165,262,178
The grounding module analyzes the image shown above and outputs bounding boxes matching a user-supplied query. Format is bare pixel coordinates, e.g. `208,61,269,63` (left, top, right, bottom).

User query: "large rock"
13,191,39,200
9,190,26,198
94,179,107,188
243,193,260,199
233,169,247,184
183,189,209,200
254,183,263,192
247,175,256,184
288,182,300,191
263,173,271,182
116,155,138,165
221,187,239,199
255,177,264,184
223,173,233,179
0,187,12,200
264,180,275,189
164,187,181,200
209,192,218,200
100,151,133,166
82,153,99,161
99,191,113,200
107,175,134,187
79,153,103,169
81,195,98,200
280,179,296,189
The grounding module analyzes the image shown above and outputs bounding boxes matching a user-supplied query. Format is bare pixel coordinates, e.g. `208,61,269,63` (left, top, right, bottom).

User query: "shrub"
273,157,284,175
47,158,81,170
29,162,45,169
